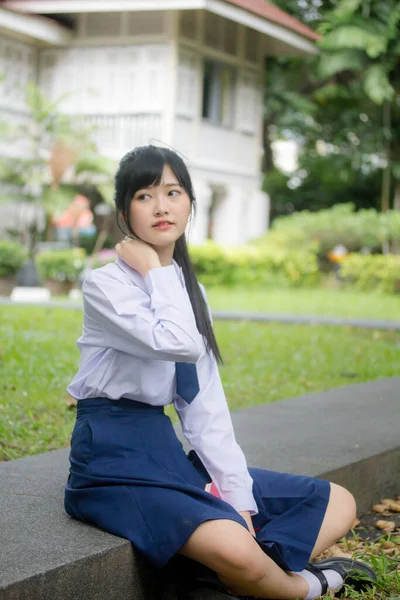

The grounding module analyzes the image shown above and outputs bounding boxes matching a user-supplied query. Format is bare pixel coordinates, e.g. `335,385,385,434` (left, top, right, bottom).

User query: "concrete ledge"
230,377,400,513
1,377,399,599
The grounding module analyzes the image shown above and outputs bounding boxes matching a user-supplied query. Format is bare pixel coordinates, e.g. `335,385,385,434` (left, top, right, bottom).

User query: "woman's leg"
178,482,357,598
179,519,309,599
310,483,357,559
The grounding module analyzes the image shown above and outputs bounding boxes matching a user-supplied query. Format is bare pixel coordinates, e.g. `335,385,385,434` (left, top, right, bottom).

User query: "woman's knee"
180,520,266,583
329,483,357,531
215,543,266,584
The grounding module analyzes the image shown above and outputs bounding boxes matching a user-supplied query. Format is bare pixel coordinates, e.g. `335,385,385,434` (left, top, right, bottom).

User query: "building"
0,0,319,245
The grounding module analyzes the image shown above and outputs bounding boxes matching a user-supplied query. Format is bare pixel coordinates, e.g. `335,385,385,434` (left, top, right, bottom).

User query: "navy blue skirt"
64,397,330,571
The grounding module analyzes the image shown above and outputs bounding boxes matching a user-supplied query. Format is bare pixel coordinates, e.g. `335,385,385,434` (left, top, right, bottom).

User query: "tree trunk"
394,179,400,211
380,100,391,214
90,214,113,257
262,118,275,174
393,179,400,254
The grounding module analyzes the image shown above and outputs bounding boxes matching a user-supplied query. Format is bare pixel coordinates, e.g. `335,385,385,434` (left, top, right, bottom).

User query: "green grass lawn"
1,304,399,598
205,286,400,320
1,305,399,461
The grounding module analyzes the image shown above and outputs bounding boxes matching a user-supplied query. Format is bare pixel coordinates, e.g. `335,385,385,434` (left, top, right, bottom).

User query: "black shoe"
177,572,241,599
309,556,377,594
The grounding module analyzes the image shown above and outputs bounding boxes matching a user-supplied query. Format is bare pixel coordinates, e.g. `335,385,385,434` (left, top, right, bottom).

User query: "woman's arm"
175,284,257,515
83,264,204,362
175,354,258,515
239,511,256,536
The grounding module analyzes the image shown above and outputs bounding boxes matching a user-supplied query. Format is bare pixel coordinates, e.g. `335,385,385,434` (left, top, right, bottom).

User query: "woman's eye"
137,193,150,200
169,190,180,197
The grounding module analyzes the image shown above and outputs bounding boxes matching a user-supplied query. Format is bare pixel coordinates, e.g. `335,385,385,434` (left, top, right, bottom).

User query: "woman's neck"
153,243,175,267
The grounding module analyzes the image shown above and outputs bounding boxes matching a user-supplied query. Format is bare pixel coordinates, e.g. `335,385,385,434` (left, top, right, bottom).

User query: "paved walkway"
1,298,400,330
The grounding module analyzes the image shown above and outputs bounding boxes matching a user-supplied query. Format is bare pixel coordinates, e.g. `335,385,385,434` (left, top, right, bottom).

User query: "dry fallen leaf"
376,520,396,531
372,504,387,514
382,541,396,549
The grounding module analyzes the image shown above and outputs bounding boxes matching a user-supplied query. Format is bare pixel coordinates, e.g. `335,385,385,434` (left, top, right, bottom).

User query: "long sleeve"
175,285,258,515
175,354,258,514
82,264,204,362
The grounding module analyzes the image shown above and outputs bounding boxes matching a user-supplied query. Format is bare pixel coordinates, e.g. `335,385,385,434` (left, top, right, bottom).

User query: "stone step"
1,377,399,600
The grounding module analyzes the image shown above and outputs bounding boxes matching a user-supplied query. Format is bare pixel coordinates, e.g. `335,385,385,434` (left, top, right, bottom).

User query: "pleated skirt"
64,397,330,571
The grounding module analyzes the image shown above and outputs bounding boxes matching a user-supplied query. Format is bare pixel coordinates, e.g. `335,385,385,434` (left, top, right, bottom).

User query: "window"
177,51,198,118
204,12,223,50
202,60,235,127
236,70,259,134
244,28,260,63
179,10,198,40
127,11,165,36
224,19,238,55
86,12,122,37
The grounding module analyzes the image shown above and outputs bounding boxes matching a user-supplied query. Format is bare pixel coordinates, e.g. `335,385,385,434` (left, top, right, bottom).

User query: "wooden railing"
80,113,163,152
0,107,163,156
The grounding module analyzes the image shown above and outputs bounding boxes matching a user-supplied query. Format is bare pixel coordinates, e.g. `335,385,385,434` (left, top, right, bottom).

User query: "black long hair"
114,145,223,364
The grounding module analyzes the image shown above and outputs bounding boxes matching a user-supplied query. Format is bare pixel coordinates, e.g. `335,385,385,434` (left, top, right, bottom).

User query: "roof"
3,0,321,44
223,0,321,41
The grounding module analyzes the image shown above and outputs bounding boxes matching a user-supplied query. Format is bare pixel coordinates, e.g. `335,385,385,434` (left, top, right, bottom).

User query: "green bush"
251,228,318,253
0,240,28,277
189,242,320,288
340,254,400,294
35,248,86,283
269,204,400,259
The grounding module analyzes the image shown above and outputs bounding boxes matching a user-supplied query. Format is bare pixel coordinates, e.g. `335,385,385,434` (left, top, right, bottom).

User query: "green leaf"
96,182,115,207
42,185,79,215
392,162,400,179
317,50,364,78
331,0,363,19
386,3,400,40
75,154,116,178
320,26,387,58
363,65,394,104
313,83,353,103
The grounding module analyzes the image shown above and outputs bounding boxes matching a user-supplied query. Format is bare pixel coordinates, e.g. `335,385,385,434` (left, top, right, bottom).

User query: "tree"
0,83,115,254
315,0,400,211
264,0,400,219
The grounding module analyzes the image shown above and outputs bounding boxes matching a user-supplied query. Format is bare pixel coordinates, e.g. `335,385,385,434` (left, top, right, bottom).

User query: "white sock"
295,568,344,600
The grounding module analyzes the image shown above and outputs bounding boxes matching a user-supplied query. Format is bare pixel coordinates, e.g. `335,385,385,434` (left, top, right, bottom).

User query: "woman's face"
128,164,191,249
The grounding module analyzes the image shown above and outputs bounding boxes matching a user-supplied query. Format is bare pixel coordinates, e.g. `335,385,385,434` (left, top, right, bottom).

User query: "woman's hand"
239,511,256,537
116,238,161,277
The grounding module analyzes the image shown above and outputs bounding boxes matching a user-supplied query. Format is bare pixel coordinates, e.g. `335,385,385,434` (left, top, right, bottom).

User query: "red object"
205,482,221,499
209,482,221,498
223,0,321,41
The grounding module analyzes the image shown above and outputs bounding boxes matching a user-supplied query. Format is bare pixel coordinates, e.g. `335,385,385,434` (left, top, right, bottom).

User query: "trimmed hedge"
0,240,28,277
36,248,86,283
340,253,400,294
266,204,400,259
189,242,320,288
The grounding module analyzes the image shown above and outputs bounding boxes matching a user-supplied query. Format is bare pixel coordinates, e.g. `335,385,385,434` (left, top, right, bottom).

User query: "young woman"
65,145,375,600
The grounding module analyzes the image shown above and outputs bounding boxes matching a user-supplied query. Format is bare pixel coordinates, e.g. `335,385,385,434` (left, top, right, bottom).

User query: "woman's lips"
153,223,173,230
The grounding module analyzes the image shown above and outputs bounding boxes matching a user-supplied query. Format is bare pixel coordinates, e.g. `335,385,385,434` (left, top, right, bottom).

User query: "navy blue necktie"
175,362,200,404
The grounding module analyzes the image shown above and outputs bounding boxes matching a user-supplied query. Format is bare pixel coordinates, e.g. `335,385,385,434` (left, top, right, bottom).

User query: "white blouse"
67,256,258,515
